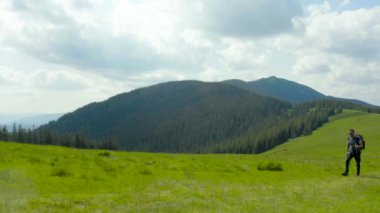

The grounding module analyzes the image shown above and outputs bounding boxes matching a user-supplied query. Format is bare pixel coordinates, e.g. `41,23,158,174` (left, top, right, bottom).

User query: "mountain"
43,81,293,152
223,76,372,106
1,113,63,129
39,79,378,153
326,96,371,106
223,76,325,103
0,112,38,124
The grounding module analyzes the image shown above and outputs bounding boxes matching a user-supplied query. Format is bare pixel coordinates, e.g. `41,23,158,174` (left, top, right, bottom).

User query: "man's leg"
354,152,361,176
343,153,354,175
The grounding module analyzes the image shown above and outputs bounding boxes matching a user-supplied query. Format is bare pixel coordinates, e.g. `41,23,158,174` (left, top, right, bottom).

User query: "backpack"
357,134,365,150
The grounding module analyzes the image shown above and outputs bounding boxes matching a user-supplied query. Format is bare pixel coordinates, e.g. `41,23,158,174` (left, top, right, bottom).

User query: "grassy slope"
0,110,379,212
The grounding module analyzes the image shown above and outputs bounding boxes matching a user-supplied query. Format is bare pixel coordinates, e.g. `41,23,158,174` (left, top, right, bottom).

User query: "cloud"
29,70,92,90
187,0,303,38
1,0,380,113
298,3,380,66
302,4,380,60
341,0,350,6
219,41,269,71
1,0,192,76
0,65,139,113
128,69,186,85
0,67,91,90
180,29,214,48
0,67,18,84
272,2,380,103
0,0,304,79
3,2,169,74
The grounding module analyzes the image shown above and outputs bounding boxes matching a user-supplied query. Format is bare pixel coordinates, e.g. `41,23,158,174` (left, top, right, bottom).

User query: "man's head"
349,129,355,136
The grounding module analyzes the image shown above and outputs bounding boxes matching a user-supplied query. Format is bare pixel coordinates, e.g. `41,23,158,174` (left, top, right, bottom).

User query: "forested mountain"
2,79,379,153
42,81,293,152
223,76,325,103
223,76,372,106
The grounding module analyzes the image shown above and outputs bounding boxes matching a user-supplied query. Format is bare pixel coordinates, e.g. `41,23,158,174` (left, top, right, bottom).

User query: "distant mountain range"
40,77,378,153
223,76,372,106
0,113,63,129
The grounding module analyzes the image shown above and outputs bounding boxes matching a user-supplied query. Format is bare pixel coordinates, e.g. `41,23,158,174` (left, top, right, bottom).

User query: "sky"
0,0,379,114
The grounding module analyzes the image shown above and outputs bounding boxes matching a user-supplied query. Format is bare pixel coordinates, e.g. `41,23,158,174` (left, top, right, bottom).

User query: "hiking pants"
345,151,361,175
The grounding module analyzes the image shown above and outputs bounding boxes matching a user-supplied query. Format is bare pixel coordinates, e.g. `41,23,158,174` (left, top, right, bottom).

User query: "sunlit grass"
0,110,379,212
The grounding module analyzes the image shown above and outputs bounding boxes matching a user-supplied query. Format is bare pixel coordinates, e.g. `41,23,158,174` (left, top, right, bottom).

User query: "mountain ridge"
222,76,373,106
36,78,379,153
45,80,293,152
223,76,326,103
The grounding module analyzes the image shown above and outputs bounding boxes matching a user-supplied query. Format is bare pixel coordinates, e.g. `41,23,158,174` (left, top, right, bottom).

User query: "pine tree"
11,123,17,141
0,125,3,141
17,124,25,142
3,126,10,141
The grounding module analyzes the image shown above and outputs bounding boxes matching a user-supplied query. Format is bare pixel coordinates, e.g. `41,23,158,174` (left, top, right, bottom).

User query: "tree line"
0,123,118,150
210,99,380,154
210,106,338,153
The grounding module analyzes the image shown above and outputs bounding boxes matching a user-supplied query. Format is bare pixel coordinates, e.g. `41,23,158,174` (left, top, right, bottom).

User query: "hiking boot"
341,173,348,176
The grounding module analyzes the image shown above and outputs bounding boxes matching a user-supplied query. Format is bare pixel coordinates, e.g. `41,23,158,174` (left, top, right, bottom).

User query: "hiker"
342,129,363,176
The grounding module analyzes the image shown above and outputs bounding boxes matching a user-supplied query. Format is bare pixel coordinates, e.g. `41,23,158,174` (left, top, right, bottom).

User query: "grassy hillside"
1,110,379,212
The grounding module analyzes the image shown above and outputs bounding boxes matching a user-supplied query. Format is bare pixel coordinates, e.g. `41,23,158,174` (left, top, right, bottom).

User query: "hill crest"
44,80,293,152
33,79,379,153
223,76,372,106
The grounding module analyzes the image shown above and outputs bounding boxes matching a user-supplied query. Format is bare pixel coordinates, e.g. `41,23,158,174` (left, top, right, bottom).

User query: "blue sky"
0,0,379,114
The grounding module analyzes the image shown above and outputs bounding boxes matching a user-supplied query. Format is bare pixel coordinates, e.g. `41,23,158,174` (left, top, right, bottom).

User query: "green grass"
1,110,379,212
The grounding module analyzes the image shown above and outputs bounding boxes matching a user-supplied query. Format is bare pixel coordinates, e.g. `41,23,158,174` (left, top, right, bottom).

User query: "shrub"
257,162,283,171
98,152,111,157
139,169,153,176
28,157,43,164
51,168,71,177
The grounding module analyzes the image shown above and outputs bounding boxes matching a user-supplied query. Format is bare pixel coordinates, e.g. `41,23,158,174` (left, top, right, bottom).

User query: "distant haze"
0,113,63,129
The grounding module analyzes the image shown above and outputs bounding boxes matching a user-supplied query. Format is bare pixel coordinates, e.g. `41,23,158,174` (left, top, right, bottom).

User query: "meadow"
0,110,379,212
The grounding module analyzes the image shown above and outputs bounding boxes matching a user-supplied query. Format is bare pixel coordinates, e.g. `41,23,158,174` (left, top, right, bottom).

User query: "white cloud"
341,0,351,6
0,67,91,90
29,70,92,90
181,29,214,48
303,4,380,60
1,0,185,75
0,66,22,84
272,2,380,104
128,69,186,84
186,0,303,37
0,66,139,113
219,41,269,71
1,0,380,114
0,0,304,78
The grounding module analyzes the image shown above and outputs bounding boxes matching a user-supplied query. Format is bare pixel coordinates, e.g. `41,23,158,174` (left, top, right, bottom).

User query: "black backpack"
357,134,365,150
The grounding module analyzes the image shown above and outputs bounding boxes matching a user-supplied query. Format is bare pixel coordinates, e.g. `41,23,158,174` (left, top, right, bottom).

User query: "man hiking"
342,129,363,176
